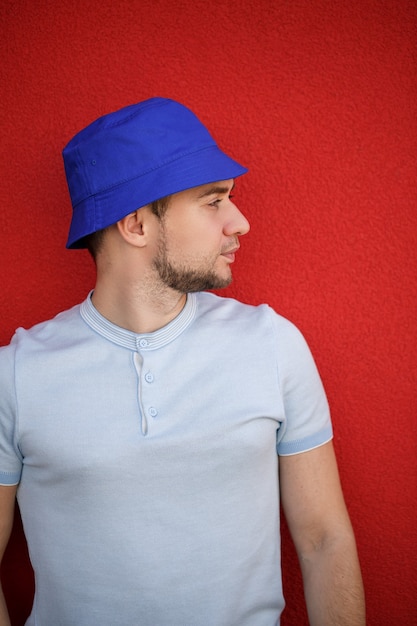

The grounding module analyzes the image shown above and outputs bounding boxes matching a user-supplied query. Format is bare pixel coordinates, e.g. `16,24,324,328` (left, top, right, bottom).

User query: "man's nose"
224,203,250,237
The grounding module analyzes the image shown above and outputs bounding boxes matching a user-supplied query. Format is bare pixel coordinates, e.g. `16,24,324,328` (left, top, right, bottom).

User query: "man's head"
62,97,247,250
85,177,250,293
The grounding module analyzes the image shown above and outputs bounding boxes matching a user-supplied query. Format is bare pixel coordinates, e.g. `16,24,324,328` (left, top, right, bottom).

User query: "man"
0,97,365,625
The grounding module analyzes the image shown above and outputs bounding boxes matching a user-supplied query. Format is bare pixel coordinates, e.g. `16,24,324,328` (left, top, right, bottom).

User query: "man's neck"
91,277,187,335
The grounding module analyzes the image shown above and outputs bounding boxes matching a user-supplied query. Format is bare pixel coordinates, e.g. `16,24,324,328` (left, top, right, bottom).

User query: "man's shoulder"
195,291,268,320
195,291,297,333
2,301,84,354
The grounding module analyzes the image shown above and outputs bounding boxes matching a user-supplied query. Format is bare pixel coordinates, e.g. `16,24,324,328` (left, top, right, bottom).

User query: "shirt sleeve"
0,338,23,485
268,308,333,456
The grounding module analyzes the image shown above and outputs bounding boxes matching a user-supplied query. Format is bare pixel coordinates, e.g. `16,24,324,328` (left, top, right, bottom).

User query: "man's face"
152,179,250,293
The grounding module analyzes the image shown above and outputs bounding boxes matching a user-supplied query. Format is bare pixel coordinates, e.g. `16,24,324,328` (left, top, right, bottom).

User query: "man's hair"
85,195,172,261
84,228,109,260
149,194,172,220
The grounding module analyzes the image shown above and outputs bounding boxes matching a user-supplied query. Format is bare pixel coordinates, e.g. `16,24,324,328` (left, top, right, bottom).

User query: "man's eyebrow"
197,182,235,199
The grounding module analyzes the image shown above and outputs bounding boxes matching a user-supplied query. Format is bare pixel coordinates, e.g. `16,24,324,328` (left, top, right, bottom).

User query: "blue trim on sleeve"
0,470,21,486
277,423,333,456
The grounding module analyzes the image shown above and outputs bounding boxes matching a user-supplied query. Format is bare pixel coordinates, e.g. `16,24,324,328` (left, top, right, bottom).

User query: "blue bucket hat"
63,97,248,248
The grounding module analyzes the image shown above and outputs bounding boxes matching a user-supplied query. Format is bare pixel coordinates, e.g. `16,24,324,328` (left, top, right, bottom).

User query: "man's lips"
221,246,240,261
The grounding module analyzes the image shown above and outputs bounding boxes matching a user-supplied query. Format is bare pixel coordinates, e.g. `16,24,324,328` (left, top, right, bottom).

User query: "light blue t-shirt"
0,291,332,625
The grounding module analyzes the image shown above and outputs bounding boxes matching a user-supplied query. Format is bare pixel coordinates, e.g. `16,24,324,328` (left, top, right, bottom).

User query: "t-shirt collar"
80,291,197,350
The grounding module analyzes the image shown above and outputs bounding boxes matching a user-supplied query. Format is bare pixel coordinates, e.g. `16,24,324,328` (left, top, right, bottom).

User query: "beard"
152,238,232,294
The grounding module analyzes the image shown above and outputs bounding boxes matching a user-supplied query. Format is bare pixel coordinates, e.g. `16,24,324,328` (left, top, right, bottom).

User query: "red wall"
1,1,416,624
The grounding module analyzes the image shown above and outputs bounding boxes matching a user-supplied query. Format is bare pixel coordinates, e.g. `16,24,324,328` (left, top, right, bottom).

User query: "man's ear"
116,208,151,247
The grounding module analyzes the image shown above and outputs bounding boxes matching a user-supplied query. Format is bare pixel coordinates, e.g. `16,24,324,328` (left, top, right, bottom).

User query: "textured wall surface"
1,1,416,624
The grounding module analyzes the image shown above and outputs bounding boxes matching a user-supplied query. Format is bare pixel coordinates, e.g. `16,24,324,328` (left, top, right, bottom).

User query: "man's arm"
280,441,365,626
0,485,17,626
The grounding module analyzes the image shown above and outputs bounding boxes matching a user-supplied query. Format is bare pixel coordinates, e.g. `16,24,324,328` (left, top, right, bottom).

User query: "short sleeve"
269,310,333,456
0,339,23,485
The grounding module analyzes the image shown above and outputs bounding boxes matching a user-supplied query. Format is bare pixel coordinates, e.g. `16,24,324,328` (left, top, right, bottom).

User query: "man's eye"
208,195,234,207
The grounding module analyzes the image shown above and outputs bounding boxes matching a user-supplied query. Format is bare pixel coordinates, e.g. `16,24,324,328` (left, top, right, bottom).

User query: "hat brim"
66,145,247,249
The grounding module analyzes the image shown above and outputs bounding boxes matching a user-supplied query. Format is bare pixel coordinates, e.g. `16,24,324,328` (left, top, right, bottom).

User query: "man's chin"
183,271,232,293
154,255,233,293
